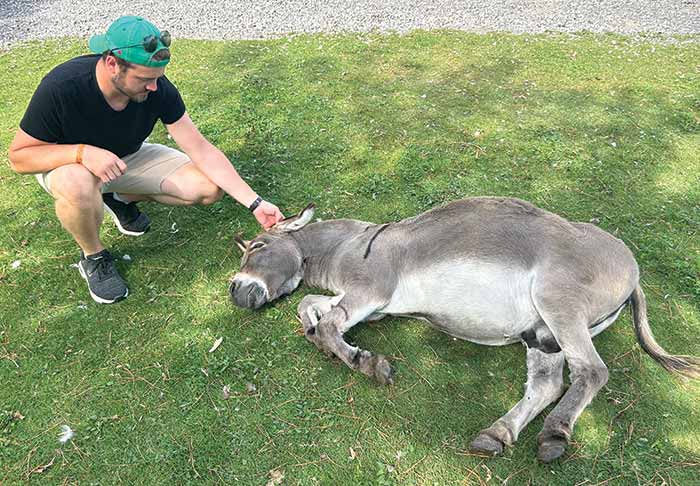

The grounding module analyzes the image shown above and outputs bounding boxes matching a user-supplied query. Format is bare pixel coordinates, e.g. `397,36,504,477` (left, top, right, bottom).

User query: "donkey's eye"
250,242,266,251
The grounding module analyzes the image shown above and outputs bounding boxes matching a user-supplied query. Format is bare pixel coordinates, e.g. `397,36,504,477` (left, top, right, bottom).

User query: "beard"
111,73,149,103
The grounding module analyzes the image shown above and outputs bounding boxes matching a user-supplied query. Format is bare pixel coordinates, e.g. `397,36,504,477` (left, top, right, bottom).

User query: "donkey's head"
229,204,315,309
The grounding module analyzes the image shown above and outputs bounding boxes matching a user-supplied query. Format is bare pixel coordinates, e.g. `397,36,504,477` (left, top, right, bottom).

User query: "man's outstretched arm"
166,113,283,229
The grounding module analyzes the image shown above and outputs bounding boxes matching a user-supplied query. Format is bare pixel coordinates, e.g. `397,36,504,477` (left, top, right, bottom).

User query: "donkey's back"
366,198,638,347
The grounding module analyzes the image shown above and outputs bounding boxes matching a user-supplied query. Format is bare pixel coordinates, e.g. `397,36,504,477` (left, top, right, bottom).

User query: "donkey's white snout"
230,274,269,309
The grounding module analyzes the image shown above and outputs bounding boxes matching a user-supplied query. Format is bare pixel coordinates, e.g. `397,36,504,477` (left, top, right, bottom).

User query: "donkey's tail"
630,285,700,379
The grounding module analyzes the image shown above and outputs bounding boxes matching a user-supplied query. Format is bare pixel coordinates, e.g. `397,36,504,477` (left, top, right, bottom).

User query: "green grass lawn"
1,32,698,484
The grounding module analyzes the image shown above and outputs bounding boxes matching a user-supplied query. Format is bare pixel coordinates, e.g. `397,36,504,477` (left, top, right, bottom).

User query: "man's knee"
50,164,101,204
163,165,223,205
200,185,224,205
189,182,223,205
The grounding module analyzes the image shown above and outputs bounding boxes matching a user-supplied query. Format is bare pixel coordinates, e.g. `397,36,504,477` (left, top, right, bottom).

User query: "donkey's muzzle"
229,277,268,309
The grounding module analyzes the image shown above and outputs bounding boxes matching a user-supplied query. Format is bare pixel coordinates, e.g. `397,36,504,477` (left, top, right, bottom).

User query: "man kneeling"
8,15,283,303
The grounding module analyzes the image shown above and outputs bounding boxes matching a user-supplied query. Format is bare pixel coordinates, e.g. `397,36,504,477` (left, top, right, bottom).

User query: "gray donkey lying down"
229,197,699,462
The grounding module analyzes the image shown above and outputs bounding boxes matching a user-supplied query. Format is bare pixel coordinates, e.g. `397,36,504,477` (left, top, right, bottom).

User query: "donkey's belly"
381,261,540,345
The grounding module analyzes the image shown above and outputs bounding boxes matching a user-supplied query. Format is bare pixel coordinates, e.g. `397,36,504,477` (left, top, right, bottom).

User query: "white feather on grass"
209,337,223,353
58,425,74,444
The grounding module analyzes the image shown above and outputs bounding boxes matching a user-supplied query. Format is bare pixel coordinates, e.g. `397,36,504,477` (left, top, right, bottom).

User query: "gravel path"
1,0,698,49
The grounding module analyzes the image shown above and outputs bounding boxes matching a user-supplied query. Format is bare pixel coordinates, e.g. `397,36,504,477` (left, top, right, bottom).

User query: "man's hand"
81,145,127,183
253,200,284,230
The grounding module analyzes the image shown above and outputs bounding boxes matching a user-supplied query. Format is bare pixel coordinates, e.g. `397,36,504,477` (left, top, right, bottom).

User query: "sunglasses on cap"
115,31,171,53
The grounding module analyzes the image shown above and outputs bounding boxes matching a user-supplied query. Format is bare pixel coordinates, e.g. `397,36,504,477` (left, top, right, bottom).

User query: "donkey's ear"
275,203,315,232
234,234,250,253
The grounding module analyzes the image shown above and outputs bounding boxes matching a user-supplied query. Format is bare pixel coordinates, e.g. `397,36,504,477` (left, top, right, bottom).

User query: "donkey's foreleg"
303,297,394,385
297,294,344,336
471,347,565,456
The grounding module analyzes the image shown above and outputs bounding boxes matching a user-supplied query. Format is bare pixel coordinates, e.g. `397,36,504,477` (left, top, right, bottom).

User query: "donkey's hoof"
537,437,567,463
374,355,394,385
470,433,503,456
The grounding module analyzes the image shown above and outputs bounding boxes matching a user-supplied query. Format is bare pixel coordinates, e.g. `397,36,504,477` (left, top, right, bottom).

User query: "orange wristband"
75,144,85,165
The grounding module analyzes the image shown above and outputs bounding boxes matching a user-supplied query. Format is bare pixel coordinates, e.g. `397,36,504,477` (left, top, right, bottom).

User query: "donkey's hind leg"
533,295,610,462
471,347,565,456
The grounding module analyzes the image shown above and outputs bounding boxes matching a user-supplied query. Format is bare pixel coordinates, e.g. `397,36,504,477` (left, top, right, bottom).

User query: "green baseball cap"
89,16,171,67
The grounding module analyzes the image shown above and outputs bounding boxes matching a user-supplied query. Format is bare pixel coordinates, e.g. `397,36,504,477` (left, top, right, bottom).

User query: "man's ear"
234,234,249,253
103,54,119,74
274,203,315,232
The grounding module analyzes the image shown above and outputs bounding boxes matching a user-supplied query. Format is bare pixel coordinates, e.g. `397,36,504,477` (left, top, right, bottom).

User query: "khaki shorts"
36,143,191,196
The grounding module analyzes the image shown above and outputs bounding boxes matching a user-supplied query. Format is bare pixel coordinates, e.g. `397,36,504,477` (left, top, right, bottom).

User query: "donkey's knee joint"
589,366,609,388
316,320,334,338
572,365,608,390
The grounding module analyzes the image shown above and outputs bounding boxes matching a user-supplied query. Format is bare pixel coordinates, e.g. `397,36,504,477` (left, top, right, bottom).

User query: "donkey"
229,197,699,462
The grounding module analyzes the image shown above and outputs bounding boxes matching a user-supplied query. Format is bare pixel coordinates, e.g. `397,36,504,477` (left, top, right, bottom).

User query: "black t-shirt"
20,54,186,158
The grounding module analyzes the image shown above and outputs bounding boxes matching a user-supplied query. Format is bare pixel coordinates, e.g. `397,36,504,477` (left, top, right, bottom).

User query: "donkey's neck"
291,219,372,288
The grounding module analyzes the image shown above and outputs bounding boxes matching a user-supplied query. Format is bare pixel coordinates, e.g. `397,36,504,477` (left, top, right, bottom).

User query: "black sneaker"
78,250,128,304
102,193,151,236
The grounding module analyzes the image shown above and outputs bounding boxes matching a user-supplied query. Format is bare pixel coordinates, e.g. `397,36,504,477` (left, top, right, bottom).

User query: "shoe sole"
78,262,128,304
103,203,149,236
